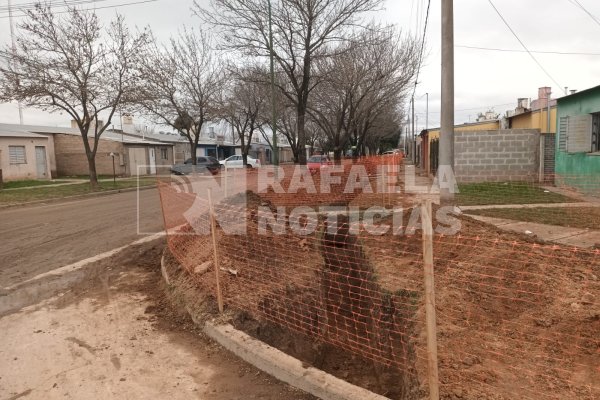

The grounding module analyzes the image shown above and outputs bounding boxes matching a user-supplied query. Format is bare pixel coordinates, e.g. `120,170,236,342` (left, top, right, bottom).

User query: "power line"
411,0,431,98
456,44,600,56
0,0,110,14
568,0,600,28
0,0,158,18
415,101,516,115
487,0,563,90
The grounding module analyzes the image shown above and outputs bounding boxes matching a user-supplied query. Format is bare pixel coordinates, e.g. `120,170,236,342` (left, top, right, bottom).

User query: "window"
9,146,26,164
160,148,168,160
592,113,600,152
558,114,595,153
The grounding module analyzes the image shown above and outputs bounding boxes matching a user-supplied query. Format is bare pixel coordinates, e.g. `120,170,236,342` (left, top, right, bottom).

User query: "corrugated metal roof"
0,128,48,139
0,123,172,145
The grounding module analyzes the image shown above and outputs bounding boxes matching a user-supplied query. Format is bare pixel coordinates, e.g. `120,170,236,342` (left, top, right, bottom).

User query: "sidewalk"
467,214,600,249
2,177,139,191
460,202,600,211
542,184,600,204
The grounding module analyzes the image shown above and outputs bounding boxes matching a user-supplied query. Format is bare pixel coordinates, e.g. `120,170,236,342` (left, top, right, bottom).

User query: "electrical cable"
487,0,563,91
568,0,600,28
456,44,600,56
0,0,158,18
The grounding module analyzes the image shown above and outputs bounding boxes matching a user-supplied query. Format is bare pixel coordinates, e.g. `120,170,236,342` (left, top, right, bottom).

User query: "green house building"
555,85,600,193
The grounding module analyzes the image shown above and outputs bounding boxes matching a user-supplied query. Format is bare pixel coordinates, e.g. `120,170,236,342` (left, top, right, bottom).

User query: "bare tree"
196,0,384,165
218,68,268,167
0,4,148,187
309,27,419,160
137,29,223,165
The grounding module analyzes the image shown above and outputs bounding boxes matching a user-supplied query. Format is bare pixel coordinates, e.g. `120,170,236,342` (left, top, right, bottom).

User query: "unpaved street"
0,239,312,400
0,189,163,288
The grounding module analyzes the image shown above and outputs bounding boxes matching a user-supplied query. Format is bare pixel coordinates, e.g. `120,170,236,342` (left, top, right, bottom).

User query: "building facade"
555,85,600,193
0,130,52,181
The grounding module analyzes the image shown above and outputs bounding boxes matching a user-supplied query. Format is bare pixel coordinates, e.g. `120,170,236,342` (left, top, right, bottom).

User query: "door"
35,146,48,179
149,148,157,174
128,147,147,176
232,155,243,168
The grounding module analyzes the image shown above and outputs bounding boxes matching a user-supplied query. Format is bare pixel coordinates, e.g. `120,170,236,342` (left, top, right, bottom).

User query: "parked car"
219,155,261,169
170,156,221,175
382,150,400,156
307,155,332,174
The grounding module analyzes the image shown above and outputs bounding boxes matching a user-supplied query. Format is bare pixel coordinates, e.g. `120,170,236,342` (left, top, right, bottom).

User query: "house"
419,86,560,182
507,87,557,133
506,87,558,182
555,85,600,193
0,123,175,178
119,118,243,163
0,129,52,181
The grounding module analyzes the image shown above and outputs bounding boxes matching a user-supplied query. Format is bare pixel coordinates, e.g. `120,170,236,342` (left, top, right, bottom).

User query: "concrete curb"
0,184,156,210
0,233,166,316
203,322,389,400
160,250,389,400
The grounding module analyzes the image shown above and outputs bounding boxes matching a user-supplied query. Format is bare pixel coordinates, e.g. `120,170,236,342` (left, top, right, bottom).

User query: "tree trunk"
87,155,99,189
190,140,197,165
296,103,307,165
333,149,342,164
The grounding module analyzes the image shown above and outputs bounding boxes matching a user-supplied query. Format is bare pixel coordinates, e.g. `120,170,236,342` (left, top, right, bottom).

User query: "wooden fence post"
207,188,224,314
421,200,440,400
223,166,228,197
381,161,387,206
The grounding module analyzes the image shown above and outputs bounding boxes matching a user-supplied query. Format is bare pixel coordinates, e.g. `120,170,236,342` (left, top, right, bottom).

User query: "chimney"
538,87,551,100
122,114,135,134
517,98,529,109
570,89,577,95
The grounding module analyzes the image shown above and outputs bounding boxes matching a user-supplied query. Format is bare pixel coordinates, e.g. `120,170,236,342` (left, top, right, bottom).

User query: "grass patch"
457,182,577,206
1,179,66,189
61,174,121,180
0,177,156,204
465,207,600,230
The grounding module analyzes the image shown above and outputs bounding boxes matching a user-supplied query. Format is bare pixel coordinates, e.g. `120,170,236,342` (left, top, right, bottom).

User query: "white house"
0,129,52,181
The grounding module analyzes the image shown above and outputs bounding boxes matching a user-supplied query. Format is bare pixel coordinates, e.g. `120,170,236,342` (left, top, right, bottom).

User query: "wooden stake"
223,167,228,197
421,200,440,400
381,163,387,206
207,188,224,313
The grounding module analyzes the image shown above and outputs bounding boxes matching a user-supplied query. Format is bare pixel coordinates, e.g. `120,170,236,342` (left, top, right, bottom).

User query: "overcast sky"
1,0,599,132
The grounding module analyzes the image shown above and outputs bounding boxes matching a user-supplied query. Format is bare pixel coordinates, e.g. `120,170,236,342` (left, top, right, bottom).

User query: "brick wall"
53,133,126,177
454,130,540,183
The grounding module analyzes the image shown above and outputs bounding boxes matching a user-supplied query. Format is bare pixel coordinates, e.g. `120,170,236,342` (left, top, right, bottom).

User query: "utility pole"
268,0,278,166
426,92,429,131
440,0,455,202
411,96,415,163
8,0,24,125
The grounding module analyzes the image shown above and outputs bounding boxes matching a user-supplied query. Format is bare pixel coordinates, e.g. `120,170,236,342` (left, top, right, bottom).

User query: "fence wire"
157,156,599,400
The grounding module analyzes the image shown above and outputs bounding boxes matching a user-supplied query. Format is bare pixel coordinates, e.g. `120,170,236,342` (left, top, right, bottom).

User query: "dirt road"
0,189,163,288
0,239,313,400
